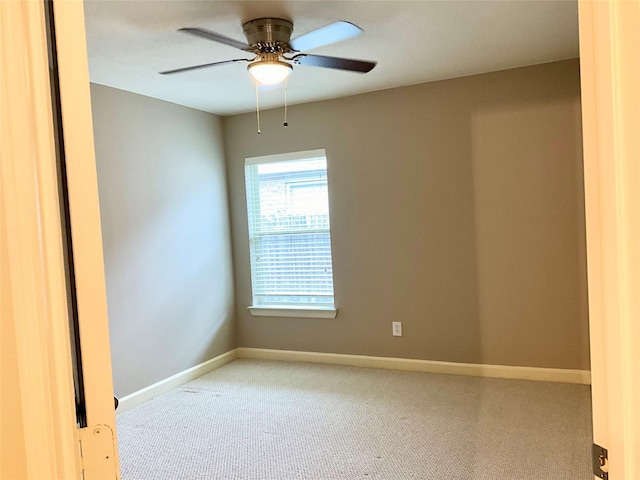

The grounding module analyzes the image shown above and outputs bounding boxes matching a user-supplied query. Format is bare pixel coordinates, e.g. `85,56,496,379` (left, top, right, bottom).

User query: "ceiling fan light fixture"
248,59,292,85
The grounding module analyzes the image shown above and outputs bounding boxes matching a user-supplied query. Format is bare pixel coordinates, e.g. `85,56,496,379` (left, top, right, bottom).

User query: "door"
578,1,640,478
1,0,119,478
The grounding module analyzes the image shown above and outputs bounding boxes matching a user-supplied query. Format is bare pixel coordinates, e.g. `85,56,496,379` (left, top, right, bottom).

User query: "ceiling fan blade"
179,27,251,51
160,58,249,75
293,54,376,73
289,21,363,52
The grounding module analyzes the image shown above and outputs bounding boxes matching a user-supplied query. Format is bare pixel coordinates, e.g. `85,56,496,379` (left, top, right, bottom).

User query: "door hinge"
592,443,608,479
78,424,118,479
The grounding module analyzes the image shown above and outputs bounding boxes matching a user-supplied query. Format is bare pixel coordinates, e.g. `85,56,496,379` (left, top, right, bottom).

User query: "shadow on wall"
91,84,235,398
103,182,233,397
470,95,589,370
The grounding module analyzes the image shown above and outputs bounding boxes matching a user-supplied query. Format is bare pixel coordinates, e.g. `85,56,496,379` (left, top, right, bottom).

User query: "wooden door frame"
1,1,80,477
1,0,119,478
579,0,640,478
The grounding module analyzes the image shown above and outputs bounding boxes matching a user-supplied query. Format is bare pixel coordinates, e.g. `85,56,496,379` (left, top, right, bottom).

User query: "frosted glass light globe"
248,60,292,85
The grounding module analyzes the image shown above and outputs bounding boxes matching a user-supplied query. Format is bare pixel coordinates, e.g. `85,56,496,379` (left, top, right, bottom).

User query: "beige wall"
223,59,590,370
91,85,235,396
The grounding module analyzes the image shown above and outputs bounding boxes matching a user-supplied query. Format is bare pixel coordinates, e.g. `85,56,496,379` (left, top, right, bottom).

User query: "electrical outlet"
392,321,402,336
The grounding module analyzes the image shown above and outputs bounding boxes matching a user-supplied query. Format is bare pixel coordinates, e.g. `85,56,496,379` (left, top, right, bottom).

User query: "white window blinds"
244,149,335,307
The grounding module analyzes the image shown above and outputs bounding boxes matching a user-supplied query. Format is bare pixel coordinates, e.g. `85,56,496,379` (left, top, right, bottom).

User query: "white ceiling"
84,1,579,116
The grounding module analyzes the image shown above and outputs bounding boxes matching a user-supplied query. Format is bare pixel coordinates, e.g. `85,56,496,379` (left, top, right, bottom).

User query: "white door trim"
1,1,80,478
1,0,121,478
52,0,120,477
579,1,640,478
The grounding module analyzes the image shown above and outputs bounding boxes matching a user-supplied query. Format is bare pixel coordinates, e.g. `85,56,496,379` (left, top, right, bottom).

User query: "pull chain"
283,77,288,128
255,81,261,135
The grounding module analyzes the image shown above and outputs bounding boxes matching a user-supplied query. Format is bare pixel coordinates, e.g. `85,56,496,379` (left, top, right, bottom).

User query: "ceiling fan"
160,18,377,85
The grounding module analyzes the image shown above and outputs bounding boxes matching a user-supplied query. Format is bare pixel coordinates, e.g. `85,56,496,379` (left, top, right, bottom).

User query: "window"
244,149,337,318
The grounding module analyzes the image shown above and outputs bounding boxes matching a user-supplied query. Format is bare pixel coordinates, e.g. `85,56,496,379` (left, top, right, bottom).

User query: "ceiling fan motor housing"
242,18,294,51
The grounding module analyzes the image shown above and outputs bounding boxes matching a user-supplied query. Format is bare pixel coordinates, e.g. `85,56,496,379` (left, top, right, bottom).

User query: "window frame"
244,149,338,319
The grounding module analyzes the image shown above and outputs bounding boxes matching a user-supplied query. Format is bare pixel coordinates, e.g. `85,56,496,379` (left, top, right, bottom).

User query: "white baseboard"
237,348,591,385
117,349,239,413
117,347,589,412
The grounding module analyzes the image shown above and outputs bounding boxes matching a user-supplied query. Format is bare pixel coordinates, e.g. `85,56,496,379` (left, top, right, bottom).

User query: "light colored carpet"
116,359,592,479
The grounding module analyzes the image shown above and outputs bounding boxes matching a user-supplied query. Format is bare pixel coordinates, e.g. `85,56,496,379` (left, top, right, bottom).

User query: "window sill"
247,305,338,319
